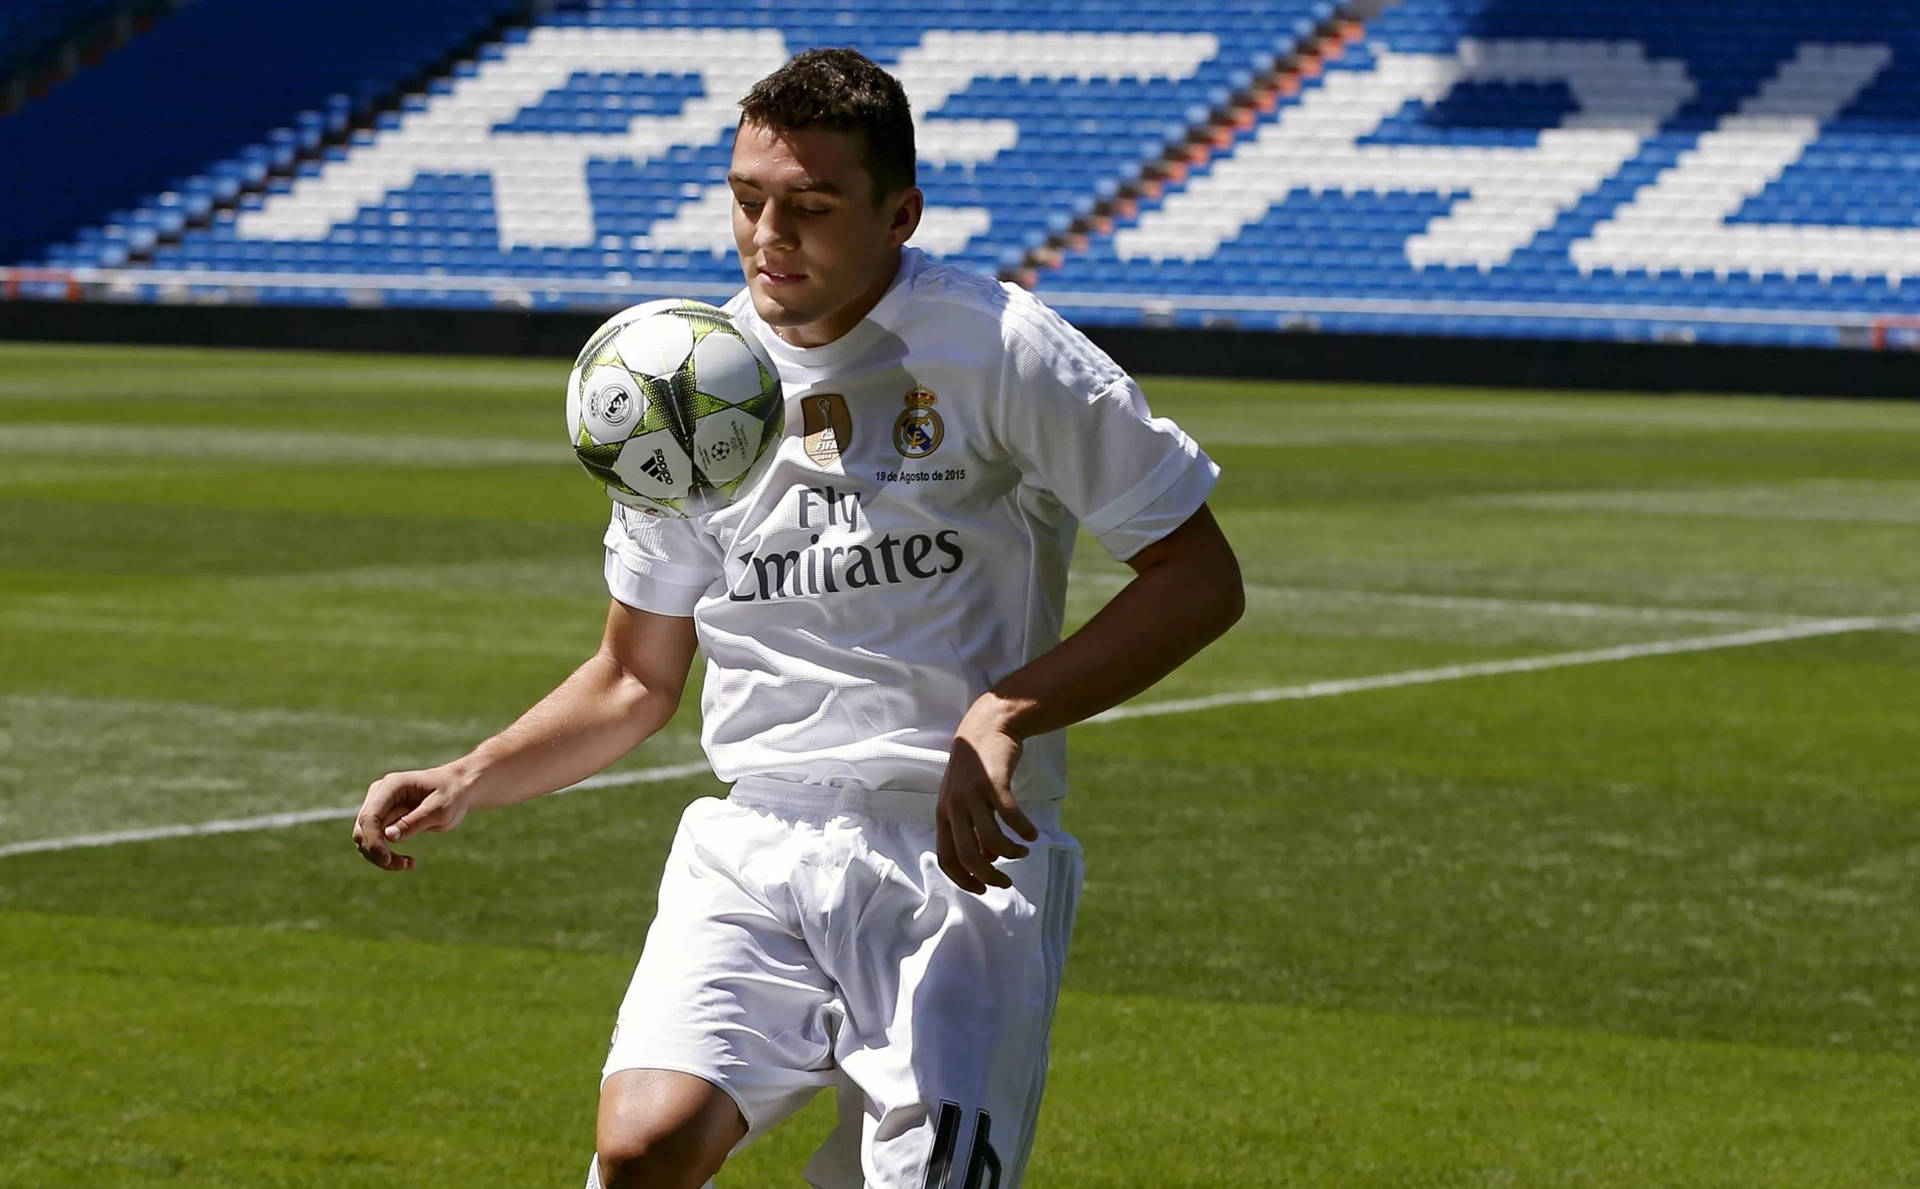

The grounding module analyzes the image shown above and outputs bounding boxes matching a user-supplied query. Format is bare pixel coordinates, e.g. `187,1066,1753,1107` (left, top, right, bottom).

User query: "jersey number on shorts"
921,1100,1001,1189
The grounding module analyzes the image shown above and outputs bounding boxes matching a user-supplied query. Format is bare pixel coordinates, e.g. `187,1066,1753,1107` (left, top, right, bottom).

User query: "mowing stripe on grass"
0,424,567,467
1466,481,1920,525
1092,613,1920,723
0,691,492,739
6,614,1914,859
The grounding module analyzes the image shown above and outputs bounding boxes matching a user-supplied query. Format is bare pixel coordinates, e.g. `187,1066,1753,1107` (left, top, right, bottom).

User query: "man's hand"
931,505,1242,896
937,699,1040,895
347,601,699,874
351,764,476,872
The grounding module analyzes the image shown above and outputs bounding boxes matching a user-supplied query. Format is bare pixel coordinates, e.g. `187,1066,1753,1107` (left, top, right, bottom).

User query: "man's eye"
797,206,830,216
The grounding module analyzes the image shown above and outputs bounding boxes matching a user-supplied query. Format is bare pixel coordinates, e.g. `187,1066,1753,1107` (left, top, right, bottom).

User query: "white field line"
1092,613,1920,722
1306,590,1788,625
5,613,1916,859
0,760,713,859
1074,573,1794,625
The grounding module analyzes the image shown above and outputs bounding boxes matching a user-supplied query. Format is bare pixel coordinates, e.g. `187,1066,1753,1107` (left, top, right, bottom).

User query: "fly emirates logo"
728,485,964,603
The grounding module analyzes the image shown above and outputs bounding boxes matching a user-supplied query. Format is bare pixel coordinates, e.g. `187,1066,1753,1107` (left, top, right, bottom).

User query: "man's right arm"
351,599,698,872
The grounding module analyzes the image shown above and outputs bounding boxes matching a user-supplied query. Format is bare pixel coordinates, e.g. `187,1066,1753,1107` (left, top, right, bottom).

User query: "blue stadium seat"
1034,0,1920,346
16,0,1920,347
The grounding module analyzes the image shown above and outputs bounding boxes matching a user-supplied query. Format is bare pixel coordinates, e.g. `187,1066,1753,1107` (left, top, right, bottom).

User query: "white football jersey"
602,248,1217,804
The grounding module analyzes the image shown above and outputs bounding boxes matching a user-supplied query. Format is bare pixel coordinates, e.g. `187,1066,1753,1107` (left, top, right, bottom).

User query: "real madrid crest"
893,385,944,459
802,392,852,466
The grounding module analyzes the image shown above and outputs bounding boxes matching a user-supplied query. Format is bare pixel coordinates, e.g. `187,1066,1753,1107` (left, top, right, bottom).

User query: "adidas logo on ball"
637,450,673,488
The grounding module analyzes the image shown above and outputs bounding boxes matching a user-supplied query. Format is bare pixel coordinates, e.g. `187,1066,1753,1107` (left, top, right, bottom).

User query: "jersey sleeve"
601,502,722,616
994,300,1220,561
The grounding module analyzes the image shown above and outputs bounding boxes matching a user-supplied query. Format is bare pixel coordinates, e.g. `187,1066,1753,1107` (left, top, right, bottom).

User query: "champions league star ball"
567,299,784,518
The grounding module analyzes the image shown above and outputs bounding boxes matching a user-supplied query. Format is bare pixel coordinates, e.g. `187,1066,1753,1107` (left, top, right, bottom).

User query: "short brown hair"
737,48,916,203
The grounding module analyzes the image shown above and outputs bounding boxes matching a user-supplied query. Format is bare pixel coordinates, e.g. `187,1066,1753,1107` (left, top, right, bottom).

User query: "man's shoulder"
898,254,1096,361
903,254,1014,314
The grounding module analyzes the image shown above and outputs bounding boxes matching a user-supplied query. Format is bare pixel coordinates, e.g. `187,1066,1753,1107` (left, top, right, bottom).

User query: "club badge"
802,392,852,465
589,383,634,430
893,385,944,459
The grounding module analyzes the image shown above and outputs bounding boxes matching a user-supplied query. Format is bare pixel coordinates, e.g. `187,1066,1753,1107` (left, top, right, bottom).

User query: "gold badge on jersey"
893,385,944,459
802,393,852,465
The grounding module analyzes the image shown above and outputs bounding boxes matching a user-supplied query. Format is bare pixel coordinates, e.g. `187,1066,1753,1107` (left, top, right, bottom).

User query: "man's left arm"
936,503,1243,893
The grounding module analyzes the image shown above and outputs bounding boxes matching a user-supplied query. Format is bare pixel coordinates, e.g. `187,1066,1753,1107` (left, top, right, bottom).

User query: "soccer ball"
566,299,784,518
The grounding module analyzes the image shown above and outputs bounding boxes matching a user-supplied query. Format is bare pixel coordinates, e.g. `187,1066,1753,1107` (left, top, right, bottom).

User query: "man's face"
728,120,922,348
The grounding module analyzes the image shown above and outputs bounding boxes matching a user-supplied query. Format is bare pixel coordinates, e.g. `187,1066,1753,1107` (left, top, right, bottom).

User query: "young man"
352,47,1242,1189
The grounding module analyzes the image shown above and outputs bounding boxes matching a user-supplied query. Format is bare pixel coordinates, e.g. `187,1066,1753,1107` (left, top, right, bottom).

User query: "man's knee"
597,1069,746,1189
595,1131,712,1189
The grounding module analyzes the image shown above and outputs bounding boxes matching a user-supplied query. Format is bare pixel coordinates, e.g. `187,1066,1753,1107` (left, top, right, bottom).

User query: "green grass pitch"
3,340,1919,1186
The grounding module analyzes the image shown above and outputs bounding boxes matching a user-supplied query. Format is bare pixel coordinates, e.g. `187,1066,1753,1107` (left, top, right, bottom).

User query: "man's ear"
887,186,925,248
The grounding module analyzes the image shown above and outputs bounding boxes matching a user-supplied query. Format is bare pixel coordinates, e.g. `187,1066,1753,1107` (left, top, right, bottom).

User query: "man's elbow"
598,650,686,726
628,672,687,727
1170,536,1244,642
1142,506,1244,641
1207,550,1246,639
635,680,685,726
1189,511,1244,639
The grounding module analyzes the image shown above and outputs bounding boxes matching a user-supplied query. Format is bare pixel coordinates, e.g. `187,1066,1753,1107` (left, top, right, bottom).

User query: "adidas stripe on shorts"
591,776,1083,1189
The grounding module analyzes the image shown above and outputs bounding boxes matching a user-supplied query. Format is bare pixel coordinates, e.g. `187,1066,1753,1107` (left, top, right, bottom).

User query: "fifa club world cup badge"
893,385,944,458
803,393,852,466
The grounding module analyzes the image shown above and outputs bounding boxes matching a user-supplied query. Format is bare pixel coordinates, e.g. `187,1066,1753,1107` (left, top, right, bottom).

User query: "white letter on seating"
641,30,1220,258
1572,43,1910,280
236,27,789,249
1114,40,1693,270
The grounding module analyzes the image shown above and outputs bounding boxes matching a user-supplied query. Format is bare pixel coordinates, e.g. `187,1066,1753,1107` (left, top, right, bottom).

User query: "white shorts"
599,777,1084,1189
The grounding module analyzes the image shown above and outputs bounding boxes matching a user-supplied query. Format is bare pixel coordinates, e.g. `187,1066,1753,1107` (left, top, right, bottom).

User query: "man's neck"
774,249,904,348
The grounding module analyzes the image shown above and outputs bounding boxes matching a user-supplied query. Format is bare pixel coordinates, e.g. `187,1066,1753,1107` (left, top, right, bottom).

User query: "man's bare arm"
352,599,699,872
937,503,1244,893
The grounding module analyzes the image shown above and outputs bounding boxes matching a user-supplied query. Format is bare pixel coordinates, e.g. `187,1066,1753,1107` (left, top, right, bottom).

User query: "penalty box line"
4,613,1915,860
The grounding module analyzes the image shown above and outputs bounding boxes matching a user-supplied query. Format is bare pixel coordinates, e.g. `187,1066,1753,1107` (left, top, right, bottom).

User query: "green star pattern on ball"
567,299,785,519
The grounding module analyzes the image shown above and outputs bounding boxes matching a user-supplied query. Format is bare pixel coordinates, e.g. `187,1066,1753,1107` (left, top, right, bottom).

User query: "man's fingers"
975,822,1028,862
386,794,450,842
352,774,431,872
935,811,976,893
995,793,1039,843
937,785,1042,894
938,849,985,895
937,805,993,894
368,845,416,872
962,794,1029,862
938,854,983,895
956,805,1015,888
352,829,415,872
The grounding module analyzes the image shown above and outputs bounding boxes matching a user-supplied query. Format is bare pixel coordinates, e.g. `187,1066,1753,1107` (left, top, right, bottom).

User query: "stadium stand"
5,0,1920,353
0,0,120,81
11,0,1335,309
0,0,528,268
1039,0,1920,346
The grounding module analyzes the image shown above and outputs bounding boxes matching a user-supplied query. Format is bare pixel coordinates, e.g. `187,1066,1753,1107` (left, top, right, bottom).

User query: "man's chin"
750,287,815,329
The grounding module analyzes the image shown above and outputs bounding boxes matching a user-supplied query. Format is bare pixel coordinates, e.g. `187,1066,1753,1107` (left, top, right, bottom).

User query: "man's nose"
754,202,796,250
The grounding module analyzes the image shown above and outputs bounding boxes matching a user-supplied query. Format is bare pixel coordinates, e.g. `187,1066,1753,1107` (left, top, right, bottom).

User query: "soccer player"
352,47,1242,1189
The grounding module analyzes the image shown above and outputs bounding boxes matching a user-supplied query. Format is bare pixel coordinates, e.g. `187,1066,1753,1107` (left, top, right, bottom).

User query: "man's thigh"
814,819,1084,1189
604,798,842,1145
